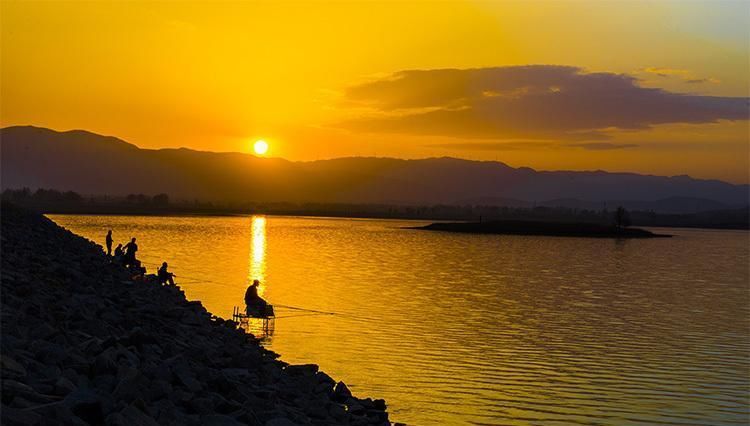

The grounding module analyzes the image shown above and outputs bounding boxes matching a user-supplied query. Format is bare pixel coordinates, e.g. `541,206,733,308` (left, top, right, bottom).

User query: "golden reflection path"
249,216,267,296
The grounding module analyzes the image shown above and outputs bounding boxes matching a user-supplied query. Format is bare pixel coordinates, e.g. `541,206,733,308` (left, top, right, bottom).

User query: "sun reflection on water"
249,216,267,295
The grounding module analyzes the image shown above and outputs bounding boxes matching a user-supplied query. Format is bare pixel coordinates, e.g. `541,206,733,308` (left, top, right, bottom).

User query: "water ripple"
50,215,750,426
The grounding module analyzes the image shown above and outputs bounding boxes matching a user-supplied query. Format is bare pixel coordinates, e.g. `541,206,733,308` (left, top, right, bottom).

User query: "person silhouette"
122,237,138,267
114,243,124,258
244,279,268,316
105,230,113,256
158,262,175,286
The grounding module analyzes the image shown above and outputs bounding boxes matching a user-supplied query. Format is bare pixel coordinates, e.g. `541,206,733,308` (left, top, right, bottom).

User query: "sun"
253,140,269,155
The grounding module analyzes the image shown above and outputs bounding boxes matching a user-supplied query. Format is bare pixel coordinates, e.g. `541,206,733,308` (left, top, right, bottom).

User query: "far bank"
3,188,748,230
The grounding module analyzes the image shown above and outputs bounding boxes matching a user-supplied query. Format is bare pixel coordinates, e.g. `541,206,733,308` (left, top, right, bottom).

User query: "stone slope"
0,203,389,425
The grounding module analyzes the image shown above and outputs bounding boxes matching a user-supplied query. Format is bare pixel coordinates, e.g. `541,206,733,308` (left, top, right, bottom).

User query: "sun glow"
249,215,266,293
253,140,269,155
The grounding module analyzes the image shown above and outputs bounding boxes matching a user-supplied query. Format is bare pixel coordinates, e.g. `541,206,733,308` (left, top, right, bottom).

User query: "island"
414,220,672,238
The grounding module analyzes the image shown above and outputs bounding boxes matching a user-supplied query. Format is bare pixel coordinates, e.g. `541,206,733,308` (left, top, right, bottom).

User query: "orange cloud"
641,67,720,84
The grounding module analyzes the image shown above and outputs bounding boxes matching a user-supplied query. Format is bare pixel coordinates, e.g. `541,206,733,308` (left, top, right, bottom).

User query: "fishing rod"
132,253,377,321
273,304,338,316
273,313,337,320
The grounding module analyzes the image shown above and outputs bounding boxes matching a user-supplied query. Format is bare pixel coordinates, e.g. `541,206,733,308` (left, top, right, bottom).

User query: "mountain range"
1,126,748,213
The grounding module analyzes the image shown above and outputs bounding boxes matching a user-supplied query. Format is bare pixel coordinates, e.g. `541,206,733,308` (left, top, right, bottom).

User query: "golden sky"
1,1,748,182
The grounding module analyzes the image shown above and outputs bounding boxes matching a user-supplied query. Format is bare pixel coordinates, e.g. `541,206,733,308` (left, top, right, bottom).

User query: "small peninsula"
415,220,672,238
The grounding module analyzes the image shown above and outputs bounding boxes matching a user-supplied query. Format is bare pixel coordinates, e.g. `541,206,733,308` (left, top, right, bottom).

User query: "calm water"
49,214,750,425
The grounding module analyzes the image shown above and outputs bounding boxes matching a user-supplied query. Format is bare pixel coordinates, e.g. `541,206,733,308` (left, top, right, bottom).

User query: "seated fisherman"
244,279,268,316
157,262,175,286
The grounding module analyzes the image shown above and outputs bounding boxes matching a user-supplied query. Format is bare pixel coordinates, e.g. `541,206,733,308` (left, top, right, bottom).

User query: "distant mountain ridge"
1,126,748,213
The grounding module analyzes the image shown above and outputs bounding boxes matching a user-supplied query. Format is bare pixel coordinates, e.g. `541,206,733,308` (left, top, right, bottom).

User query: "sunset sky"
1,1,748,182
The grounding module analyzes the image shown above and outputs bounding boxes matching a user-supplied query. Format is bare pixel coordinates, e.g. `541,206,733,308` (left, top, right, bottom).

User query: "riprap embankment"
0,204,389,426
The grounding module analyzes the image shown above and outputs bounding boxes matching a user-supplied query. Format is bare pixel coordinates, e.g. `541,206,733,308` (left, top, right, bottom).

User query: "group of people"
105,230,175,286
106,230,139,268
105,230,266,315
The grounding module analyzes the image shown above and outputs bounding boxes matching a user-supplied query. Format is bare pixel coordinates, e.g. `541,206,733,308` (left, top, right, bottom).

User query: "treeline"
2,188,748,230
2,188,171,209
0,188,615,221
2,188,84,205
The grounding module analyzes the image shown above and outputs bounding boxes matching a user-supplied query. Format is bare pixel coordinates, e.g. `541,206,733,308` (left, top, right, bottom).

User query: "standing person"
105,230,113,256
123,237,138,267
157,262,175,286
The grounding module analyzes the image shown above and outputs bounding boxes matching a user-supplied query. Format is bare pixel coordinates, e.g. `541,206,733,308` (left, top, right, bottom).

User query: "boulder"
284,364,318,377
2,379,36,397
305,402,329,419
112,367,148,402
201,414,245,426
1,405,43,425
53,376,76,396
329,403,347,421
372,399,386,411
172,364,202,393
315,372,335,386
190,397,215,415
0,355,27,379
348,403,366,416
106,404,160,426
332,382,352,403
92,349,118,376
265,418,299,426
63,388,105,426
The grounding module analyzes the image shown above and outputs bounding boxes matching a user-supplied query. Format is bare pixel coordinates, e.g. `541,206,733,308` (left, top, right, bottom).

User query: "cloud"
642,67,691,78
640,67,720,84
686,78,721,84
427,141,559,151
427,141,639,151
571,143,639,150
339,65,747,140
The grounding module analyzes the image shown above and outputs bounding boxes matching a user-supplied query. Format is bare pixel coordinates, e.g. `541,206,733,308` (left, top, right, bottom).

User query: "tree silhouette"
614,206,631,229
152,193,169,206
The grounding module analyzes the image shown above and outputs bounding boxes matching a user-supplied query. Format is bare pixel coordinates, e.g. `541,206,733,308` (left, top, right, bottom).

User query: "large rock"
332,382,352,403
106,404,160,426
112,367,149,402
0,355,27,380
63,388,106,425
201,414,245,426
0,406,43,426
284,364,318,377
53,376,77,396
265,418,299,426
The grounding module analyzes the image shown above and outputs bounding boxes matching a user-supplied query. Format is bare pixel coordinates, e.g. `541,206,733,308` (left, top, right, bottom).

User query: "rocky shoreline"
1,203,391,426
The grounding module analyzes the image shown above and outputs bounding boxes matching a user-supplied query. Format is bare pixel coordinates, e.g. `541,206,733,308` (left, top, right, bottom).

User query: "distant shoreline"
37,208,748,232
3,191,748,231
414,220,672,238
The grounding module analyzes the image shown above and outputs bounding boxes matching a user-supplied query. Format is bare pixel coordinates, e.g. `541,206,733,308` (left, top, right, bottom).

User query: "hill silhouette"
1,126,748,212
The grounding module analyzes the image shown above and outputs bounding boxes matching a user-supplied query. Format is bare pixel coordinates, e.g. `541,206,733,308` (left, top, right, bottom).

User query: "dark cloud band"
427,141,639,151
340,65,748,140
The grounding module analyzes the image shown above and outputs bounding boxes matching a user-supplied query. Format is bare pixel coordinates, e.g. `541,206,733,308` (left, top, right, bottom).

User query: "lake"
49,214,750,425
